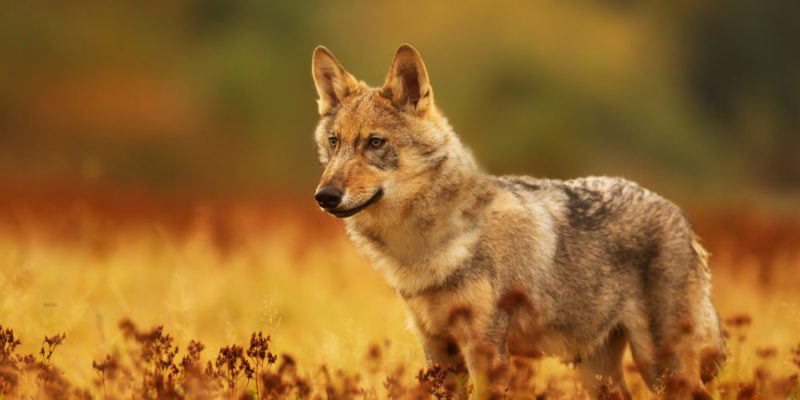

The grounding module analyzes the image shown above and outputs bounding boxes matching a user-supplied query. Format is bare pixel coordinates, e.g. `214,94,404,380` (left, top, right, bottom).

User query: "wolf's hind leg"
577,327,632,400
628,247,723,395
698,307,726,384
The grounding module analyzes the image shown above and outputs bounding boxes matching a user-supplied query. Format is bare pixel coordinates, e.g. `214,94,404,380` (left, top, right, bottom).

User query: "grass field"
1,187,799,399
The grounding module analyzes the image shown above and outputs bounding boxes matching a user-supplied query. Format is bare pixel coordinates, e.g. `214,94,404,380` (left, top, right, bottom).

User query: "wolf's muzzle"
326,188,384,218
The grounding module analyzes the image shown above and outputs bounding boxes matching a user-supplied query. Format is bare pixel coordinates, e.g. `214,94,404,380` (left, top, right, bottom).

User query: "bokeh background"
2,0,798,200
1,1,799,397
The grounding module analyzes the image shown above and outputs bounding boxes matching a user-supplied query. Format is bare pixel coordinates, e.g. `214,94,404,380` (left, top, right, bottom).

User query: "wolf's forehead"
330,91,403,139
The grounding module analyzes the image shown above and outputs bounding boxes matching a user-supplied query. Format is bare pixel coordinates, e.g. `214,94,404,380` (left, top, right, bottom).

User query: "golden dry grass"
1,187,799,399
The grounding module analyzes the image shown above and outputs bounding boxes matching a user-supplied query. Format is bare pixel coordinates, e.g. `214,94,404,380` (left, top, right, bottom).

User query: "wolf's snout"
315,186,343,209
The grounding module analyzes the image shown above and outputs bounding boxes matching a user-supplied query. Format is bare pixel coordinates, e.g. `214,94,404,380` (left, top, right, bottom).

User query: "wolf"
310,44,725,398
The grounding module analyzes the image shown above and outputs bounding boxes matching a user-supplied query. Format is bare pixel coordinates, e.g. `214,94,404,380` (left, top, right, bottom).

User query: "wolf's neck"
345,147,494,265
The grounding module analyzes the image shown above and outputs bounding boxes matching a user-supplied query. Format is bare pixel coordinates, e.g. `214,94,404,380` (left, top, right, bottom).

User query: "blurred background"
1,0,798,202
1,1,799,395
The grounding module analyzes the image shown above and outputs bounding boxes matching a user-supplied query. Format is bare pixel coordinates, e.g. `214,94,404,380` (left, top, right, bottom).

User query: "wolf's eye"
328,137,338,147
369,137,384,148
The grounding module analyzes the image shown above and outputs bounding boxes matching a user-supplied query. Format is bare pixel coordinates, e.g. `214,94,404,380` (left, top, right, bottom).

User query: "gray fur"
311,44,725,397
366,145,399,170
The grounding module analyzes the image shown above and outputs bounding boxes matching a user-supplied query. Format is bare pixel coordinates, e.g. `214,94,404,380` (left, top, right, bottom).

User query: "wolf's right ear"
312,46,361,115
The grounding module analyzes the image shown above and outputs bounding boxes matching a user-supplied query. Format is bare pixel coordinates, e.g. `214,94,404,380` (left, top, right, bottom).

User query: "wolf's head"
311,44,475,220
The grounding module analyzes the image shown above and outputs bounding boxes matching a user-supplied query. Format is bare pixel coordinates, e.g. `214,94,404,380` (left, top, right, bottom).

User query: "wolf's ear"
380,44,433,115
312,46,361,115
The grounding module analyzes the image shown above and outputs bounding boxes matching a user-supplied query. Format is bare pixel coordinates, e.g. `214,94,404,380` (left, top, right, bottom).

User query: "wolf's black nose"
315,186,343,208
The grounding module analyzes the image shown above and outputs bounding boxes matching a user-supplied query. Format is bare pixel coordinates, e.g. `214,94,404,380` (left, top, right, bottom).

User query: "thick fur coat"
311,44,725,398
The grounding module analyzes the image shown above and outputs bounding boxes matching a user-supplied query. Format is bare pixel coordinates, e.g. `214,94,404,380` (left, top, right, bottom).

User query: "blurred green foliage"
0,0,797,198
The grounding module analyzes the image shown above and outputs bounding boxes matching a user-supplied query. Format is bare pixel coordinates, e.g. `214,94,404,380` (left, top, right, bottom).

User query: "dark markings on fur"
645,268,670,347
366,145,398,170
512,179,541,191
493,177,513,191
420,148,437,157
613,237,664,345
611,239,660,273
493,177,523,202
493,177,541,199
562,185,609,231
509,189,526,203
472,187,496,210
407,135,447,171
439,183,460,202
408,136,438,157
318,111,339,165
427,154,448,171
399,240,495,299
547,181,645,346
313,81,723,385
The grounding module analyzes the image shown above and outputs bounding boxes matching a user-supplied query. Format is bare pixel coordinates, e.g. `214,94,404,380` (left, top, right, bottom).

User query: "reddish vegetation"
3,311,798,398
0,184,343,260
1,186,799,398
1,185,798,269
0,186,797,267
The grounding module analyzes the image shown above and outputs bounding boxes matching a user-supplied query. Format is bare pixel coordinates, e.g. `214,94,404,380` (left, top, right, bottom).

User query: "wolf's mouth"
327,188,384,218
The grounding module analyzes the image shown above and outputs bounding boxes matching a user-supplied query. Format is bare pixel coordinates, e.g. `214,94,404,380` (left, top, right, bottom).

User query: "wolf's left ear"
380,44,433,115
312,46,361,115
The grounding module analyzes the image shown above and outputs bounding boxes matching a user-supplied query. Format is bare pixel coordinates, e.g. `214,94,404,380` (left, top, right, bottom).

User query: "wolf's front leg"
417,332,467,370
415,332,471,398
457,312,511,399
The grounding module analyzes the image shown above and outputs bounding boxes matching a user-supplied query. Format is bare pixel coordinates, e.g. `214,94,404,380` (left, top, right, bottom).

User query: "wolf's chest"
350,226,483,297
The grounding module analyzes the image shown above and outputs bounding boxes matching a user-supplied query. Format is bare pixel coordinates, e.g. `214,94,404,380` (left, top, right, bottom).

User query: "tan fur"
310,44,725,398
